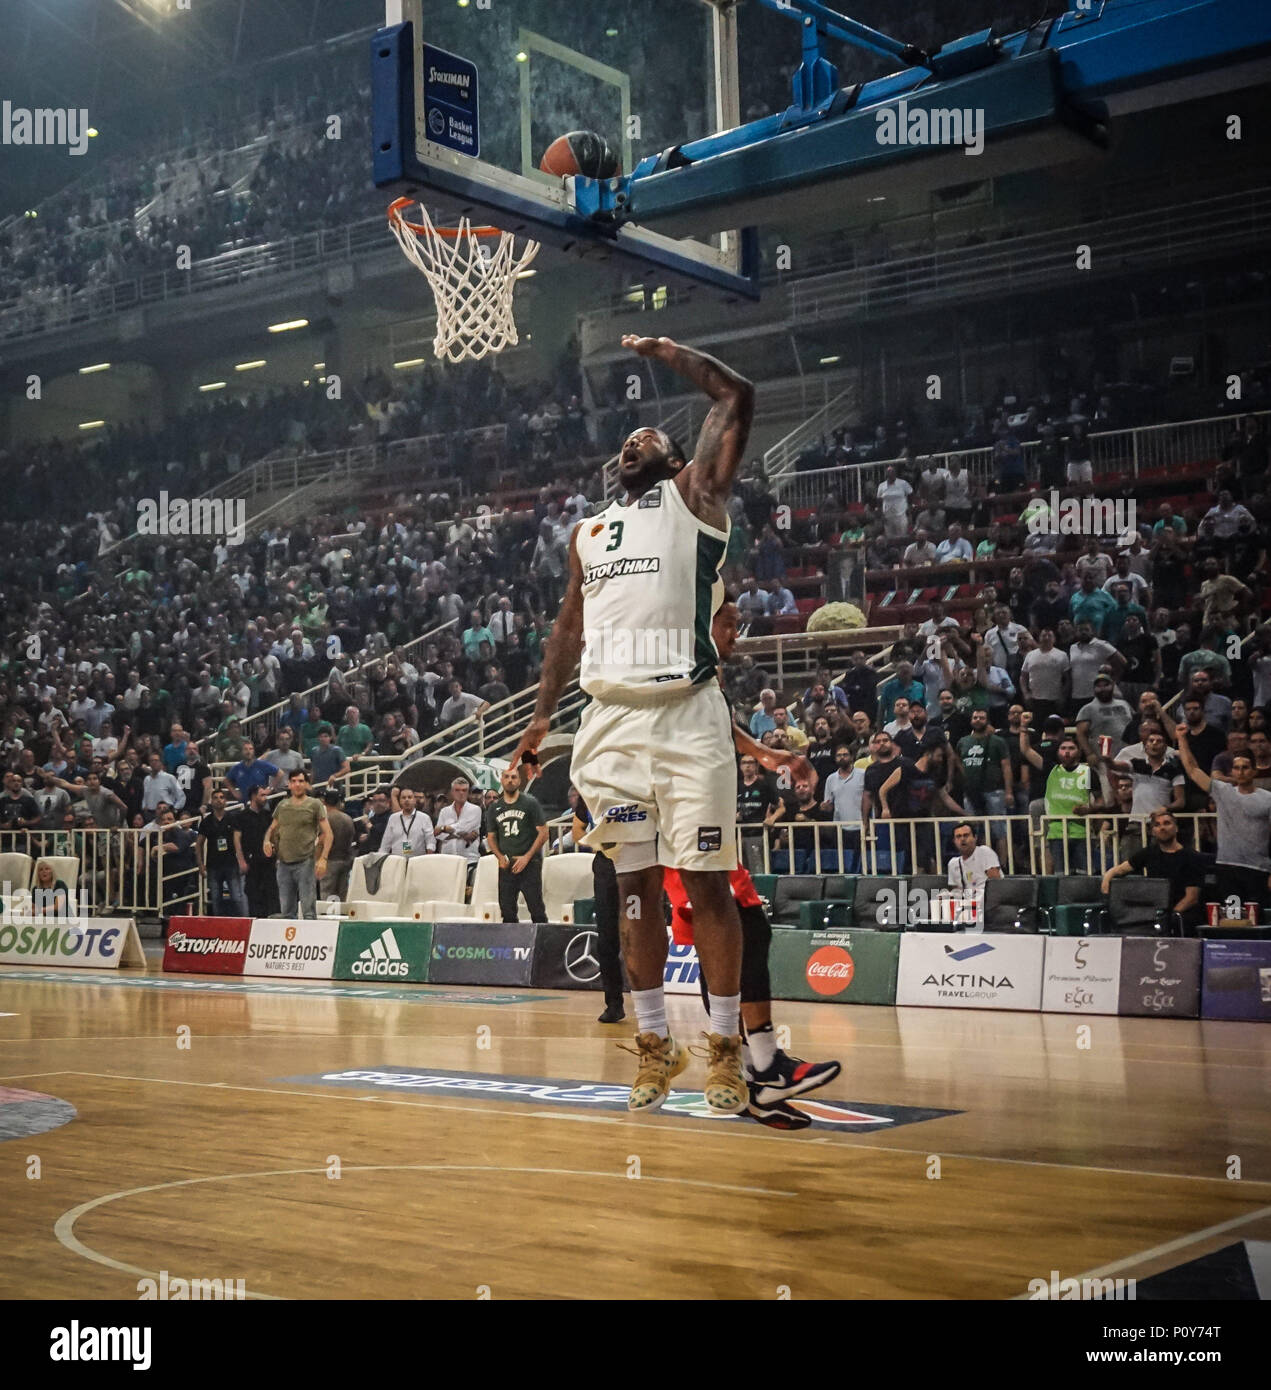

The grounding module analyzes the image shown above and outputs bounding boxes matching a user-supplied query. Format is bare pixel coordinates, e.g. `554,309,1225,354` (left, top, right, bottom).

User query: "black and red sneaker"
749,1051,841,1107
745,1088,812,1130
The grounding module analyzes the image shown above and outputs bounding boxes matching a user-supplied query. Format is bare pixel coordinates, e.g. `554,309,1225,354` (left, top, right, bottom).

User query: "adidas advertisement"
244,920,339,979
768,928,901,1005
896,932,1045,1011
1041,937,1123,1015
428,922,537,986
162,917,251,976
334,922,433,982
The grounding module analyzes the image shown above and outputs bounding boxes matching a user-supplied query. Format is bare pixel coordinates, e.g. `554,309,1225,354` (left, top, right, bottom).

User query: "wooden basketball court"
3,961,1269,1301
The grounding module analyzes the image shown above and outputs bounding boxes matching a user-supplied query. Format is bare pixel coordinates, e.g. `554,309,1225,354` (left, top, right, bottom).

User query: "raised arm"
1174,726,1211,794
623,335,754,521
511,528,585,769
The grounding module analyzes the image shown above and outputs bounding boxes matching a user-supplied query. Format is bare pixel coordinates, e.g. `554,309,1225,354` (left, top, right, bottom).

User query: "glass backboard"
375,0,756,298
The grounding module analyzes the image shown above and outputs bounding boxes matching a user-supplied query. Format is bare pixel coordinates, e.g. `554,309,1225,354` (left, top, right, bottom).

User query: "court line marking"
57,1070,1271,1188
54,1161,796,1297
1010,1202,1271,1297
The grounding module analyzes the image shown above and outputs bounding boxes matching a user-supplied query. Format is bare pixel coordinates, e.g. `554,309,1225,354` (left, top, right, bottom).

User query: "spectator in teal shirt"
336,705,374,758
1102,584,1147,644
1069,573,1119,636
878,662,925,722
462,610,496,662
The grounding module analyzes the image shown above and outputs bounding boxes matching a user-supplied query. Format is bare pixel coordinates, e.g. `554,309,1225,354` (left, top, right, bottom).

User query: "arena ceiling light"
234,360,267,372
820,355,841,365
394,358,427,369
313,362,326,370
78,362,111,374
199,381,227,392
78,420,106,431
268,319,310,333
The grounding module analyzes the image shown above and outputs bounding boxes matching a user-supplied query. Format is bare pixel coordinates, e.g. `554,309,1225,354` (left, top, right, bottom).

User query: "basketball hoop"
387,197,540,363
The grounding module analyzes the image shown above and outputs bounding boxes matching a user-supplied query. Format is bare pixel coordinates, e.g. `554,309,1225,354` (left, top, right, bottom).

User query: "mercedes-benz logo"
565,930,600,983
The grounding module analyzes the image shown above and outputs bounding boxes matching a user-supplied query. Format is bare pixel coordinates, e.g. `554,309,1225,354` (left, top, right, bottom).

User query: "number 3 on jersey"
605,520,624,552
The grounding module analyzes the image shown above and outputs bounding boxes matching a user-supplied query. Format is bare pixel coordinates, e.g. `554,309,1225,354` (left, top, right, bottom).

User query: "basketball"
539,130,621,180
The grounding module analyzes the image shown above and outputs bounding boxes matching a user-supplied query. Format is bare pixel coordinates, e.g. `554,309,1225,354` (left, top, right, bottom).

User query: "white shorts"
1066,459,1093,484
571,682,738,872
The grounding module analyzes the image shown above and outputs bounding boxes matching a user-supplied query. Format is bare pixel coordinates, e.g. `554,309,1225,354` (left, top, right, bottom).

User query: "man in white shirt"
946,820,1002,925
435,777,484,863
984,606,1027,671
141,752,185,815
935,523,973,563
382,787,436,857
902,530,938,566
876,467,913,539
439,678,489,728
820,744,868,872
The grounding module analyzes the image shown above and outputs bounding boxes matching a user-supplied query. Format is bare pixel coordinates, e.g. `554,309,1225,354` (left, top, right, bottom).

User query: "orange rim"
387,196,502,238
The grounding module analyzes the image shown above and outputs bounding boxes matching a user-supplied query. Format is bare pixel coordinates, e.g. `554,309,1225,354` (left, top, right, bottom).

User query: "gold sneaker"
693,1033,748,1114
618,1031,687,1112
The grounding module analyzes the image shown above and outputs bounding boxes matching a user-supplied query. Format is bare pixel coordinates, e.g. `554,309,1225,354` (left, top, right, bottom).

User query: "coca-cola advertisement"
768,929,901,1005
162,917,253,976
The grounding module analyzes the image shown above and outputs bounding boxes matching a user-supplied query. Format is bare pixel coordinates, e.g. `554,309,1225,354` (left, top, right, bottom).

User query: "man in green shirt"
484,766,549,922
1045,738,1095,873
336,705,374,760
264,769,332,919
956,709,1013,862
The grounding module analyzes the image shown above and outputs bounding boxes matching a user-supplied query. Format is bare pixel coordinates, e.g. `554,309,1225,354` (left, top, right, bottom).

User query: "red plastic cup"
1206,902,1221,927
1246,903,1260,926
1098,735,1112,758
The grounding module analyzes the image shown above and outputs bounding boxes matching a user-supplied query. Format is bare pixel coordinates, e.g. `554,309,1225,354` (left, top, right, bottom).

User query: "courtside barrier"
163,917,252,975
896,931,1046,1011
244,919,340,979
1041,937,1124,1015
142,916,1266,1023
768,928,900,1005
1201,940,1271,1022
428,921,537,985
1117,938,1202,1018
335,921,434,982
0,916,145,969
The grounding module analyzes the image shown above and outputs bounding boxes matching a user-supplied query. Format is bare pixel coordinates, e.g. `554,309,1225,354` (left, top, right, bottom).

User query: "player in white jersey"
512,334,754,1115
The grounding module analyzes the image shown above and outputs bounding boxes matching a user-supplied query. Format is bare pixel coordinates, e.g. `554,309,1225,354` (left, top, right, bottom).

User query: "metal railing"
0,827,199,920
0,213,395,346
742,809,1221,881
785,185,1271,329
771,408,1271,509
1,807,1223,922
763,385,857,480
194,617,459,756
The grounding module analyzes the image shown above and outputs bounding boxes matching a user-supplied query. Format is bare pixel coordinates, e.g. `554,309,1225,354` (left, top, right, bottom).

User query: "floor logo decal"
281,1066,960,1132
0,1086,76,1141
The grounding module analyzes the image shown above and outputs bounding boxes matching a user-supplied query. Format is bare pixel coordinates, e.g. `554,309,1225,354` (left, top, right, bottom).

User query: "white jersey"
575,476,729,702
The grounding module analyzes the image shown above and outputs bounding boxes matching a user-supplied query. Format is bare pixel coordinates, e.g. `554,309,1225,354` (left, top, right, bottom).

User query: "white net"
388,199,540,363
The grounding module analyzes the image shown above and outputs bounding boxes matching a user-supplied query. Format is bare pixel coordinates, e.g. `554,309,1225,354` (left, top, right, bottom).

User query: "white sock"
747,1022,778,1071
708,992,740,1039
632,987,668,1038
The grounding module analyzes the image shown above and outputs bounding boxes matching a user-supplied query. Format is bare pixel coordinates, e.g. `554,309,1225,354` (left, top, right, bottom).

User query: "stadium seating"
403,855,469,922
343,855,409,919
1047,876,1106,935
1106,877,1177,936
853,877,903,930
0,853,33,893
983,877,1044,933
542,853,595,923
